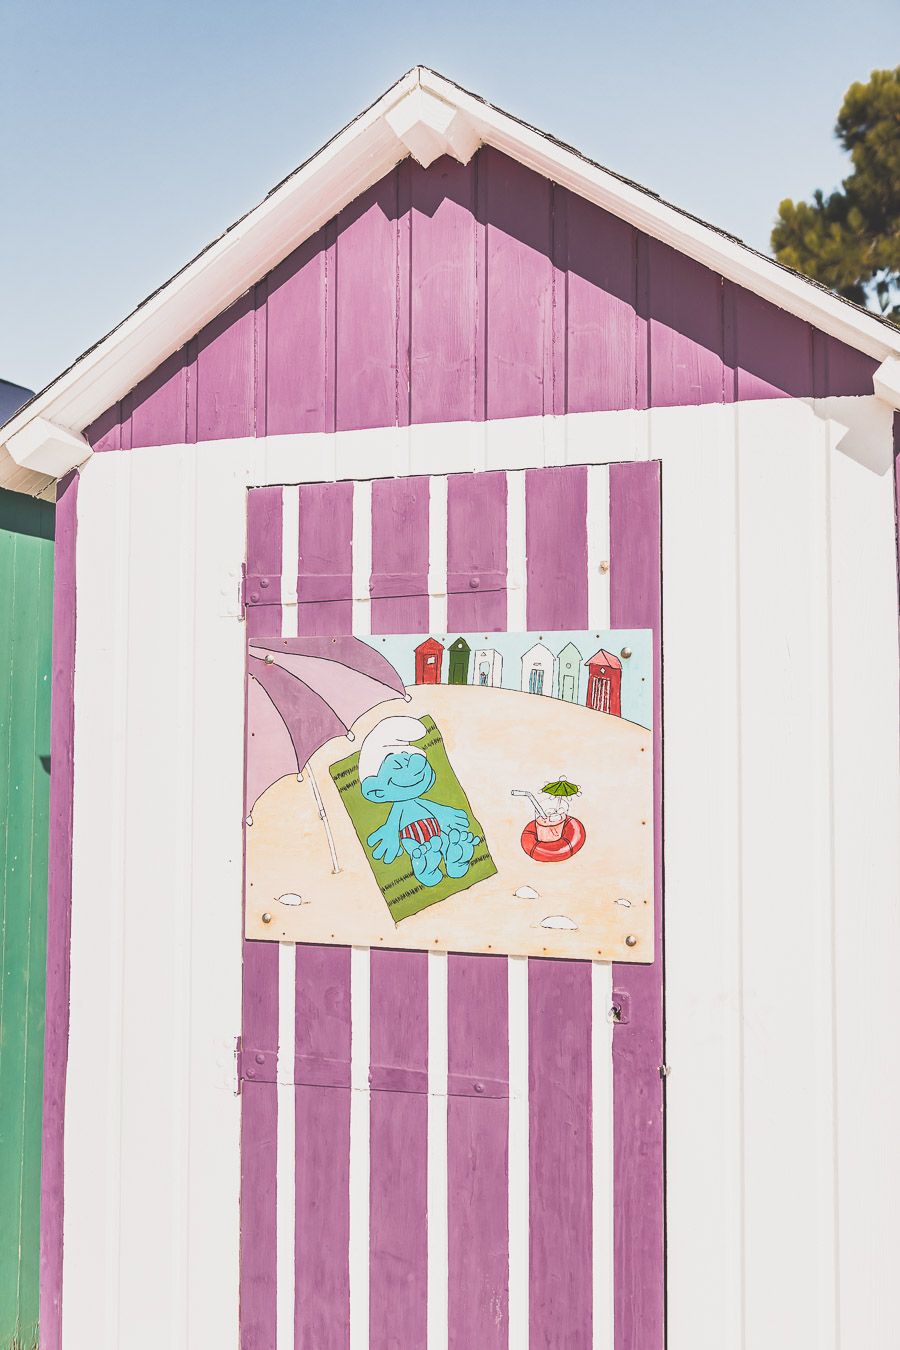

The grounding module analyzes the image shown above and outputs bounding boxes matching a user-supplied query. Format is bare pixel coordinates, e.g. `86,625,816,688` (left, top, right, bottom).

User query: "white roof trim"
3,64,900,483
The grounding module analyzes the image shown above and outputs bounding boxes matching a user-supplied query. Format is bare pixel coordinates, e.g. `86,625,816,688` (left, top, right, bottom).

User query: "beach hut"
521,641,557,696
1,66,898,1350
585,649,622,715
447,636,471,684
414,635,444,684
557,640,583,702
474,647,503,687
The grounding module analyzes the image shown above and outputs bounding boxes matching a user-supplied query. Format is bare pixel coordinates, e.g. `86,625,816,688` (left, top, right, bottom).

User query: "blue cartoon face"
360,750,436,803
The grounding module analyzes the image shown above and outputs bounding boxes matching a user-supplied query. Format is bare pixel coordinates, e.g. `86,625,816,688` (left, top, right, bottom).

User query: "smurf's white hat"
358,716,428,782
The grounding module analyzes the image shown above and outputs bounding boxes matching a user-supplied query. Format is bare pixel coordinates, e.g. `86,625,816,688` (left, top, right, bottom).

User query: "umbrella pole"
307,766,341,874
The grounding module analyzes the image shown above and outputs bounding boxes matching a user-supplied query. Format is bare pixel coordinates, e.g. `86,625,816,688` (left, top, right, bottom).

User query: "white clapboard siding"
61,397,900,1349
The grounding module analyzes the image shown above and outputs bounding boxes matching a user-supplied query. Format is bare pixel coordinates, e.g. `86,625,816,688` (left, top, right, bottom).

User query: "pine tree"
772,68,899,322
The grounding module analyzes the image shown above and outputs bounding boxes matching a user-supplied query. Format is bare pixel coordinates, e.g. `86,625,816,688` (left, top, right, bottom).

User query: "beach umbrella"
246,635,407,872
541,775,581,798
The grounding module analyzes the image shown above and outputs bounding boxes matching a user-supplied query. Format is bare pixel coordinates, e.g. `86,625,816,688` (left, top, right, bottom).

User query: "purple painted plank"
648,238,726,406
609,460,664,1350
85,402,121,452
241,487,283,1349
482,148,554,420
524,466,593,1345
295,945,351,1350
525,465,588,631
448,955,509,1349
266,229,332,436
197,291,256,440
813,330,878,397
409,156,478,425
562,189,639,414
729,285,813,400
369,949,429,1350
297,481,354,635
370,476,430,633
293,480,354,1346
446,471,507,632
40,470,78,1350
129,349,189,448
335,173,401,432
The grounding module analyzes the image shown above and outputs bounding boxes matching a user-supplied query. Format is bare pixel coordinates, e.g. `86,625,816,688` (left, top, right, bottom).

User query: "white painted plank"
827,418,900,1348
660,404,744,1350
427,951,449,1350
352,480,372,637
428,476,448,636
591,961,614,1350
507,955,529,1347
276,944,296,1350
349,946,371,1350
505,470,527,632
586,463,611,632
735,400,836,1348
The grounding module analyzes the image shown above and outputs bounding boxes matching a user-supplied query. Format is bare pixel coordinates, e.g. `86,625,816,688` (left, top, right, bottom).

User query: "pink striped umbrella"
246,635,407,872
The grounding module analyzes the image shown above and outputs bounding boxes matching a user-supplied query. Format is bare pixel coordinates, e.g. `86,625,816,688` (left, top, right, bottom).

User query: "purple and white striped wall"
242,460,661,1349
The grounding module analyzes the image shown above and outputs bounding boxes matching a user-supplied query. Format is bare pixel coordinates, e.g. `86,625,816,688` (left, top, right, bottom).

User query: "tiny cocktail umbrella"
246,636,407,873
541,775,581,798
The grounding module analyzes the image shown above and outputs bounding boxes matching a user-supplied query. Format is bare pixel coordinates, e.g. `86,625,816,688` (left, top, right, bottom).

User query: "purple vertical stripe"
409,157,478,425
446,470,510,1346
40,470,78,1350
648,238,727,407
197,292,257,440
335,174,401,433
370,476,430,633
294,945,351,1349
266,231,330,436
294,480,353,1346
609,461,664,1350
369,949,429,1350
483,149,553,420
525,465,588,631
446,471,507,633
448,955,509,1349
241,487,283,1348
524,466,593,1345
297,481,354,635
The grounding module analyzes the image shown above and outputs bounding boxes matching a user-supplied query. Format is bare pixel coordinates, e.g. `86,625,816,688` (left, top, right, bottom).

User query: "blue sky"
2,0,894,391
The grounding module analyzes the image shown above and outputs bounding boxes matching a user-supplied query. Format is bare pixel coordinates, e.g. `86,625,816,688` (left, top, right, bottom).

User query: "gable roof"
3,65,900,493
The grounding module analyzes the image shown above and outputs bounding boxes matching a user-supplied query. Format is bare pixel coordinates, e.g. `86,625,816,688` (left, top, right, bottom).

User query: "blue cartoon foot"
441,827,480,878
404,834,444,887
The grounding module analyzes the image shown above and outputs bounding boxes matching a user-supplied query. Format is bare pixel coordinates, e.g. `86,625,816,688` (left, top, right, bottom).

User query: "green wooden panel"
0,489,54,1350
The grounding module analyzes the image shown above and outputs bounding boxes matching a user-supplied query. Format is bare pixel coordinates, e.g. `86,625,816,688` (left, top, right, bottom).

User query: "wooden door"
239,462,663,1349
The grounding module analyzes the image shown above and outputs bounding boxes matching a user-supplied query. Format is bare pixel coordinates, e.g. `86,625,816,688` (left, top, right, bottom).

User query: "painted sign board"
245,629,653,961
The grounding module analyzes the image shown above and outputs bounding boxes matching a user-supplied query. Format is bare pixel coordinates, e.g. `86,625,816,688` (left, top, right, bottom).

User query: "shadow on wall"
86,146,879,451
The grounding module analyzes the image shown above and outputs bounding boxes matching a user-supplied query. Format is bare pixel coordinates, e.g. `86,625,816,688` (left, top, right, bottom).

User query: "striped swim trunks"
400,817,441,846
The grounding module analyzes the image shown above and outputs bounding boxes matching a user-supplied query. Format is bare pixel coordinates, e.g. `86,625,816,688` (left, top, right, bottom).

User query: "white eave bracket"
384,86,481,168
873,357,900,412
5,416,93,478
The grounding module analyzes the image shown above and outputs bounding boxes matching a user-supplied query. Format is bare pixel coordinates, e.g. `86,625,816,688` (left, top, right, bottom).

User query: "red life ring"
520,816,587,862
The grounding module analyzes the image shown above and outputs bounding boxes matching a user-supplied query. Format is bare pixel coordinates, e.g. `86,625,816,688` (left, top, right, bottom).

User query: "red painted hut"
414,636,444,684
585,649,623,715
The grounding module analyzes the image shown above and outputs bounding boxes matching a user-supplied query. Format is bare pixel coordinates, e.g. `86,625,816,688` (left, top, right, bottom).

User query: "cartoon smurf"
358,716,480,887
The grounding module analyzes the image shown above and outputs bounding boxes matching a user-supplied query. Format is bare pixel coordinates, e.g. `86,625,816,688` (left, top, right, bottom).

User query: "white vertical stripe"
591,963,615,1350
352,480,373,636
428,476,449,635
427,952,449,1350
505,470,527,631
587,464,611,632
276,944,296,1349
276,485,299,1349
507,955,530,1345
282,484,300,616
349,946,371,1349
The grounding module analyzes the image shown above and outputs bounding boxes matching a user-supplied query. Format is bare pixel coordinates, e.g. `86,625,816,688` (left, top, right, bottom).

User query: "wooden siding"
86,148,877,452
0,489,54,1350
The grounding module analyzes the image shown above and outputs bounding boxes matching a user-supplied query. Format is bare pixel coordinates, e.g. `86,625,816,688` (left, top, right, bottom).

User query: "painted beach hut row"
414,635,623,712
1,66,899,1350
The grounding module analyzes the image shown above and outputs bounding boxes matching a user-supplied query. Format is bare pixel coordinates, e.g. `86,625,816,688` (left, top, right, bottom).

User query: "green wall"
0,489,54,1350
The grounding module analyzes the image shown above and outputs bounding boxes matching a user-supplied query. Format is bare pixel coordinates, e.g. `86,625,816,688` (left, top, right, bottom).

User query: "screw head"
469,577,480,589
620,646,632,660
474,1081,485,1094
255,1053,265,1065
249,592,260,604
625,934,638,948
262,912,273,925
599,560,610,573
264,653,274,664
259,577,269,589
